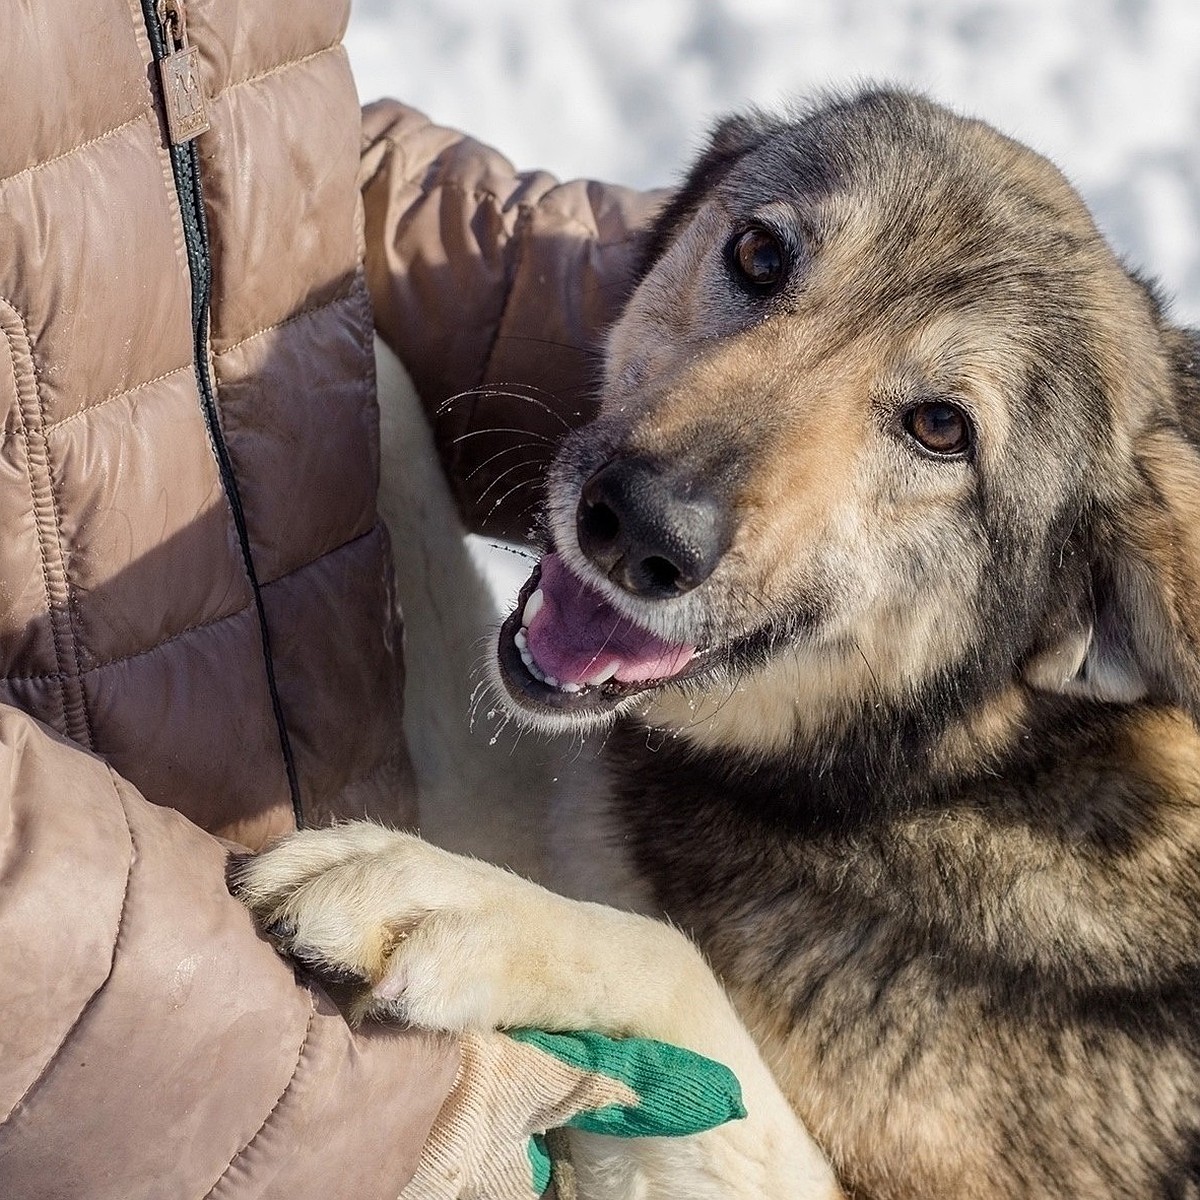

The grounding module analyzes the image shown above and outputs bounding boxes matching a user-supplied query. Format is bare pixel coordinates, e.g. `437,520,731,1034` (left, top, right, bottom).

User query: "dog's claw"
286,946,371,989
264,916,297,941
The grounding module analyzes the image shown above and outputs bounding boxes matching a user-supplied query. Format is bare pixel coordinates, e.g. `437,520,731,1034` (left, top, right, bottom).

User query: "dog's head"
496,89,1200,759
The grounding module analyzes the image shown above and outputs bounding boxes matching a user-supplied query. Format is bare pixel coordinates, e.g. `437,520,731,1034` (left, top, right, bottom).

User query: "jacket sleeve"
359,101,668,537
0,707,459,1200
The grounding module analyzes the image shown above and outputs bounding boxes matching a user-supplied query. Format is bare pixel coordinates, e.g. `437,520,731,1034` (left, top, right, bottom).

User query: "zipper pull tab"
157,0,210,145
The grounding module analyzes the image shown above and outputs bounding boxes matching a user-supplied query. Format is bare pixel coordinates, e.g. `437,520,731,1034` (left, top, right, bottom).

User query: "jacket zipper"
140,0,305,828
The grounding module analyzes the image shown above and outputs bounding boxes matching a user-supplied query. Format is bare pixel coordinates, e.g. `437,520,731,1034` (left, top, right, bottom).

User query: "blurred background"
347,0,1200,323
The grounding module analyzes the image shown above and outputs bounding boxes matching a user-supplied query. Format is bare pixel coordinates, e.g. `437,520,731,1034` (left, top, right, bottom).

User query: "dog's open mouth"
497,552,699,715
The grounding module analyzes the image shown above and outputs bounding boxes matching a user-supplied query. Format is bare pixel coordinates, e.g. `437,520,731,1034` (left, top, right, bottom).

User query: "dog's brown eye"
730,228,785,289
903,401,973,457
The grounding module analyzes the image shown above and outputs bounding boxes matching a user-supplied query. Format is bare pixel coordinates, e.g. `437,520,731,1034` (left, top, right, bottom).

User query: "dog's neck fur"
639,652,1031,819
608,689,1200,987
614,677,1199,866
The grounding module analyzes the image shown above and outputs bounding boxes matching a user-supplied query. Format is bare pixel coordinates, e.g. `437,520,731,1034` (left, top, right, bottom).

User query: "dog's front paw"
232,822,559,1030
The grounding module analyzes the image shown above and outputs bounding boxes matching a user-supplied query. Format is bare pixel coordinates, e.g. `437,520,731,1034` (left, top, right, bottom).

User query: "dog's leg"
236,823,841,1199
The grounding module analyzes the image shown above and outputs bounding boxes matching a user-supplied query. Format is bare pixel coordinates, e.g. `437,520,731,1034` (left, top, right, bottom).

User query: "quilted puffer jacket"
0,1,657,1196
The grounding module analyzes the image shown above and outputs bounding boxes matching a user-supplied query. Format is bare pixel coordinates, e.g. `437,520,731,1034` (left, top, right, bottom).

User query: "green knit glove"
511,1028,747,1192
401,1028,746,1199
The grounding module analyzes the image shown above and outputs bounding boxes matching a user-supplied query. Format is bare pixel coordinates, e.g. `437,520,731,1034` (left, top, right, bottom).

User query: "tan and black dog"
240,89,1200,1198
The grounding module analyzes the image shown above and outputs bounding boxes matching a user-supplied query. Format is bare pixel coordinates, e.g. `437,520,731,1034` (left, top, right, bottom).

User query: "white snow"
347,0,1200,323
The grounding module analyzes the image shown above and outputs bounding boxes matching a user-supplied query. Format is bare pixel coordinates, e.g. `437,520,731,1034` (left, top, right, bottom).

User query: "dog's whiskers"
436,384,576,432
450,427,556,447
475,460,549,510
487,474,546,520
464,442,552,482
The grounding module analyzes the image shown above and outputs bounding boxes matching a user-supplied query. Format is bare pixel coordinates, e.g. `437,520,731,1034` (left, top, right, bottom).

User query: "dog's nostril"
639,555,681,594
579,498,621,547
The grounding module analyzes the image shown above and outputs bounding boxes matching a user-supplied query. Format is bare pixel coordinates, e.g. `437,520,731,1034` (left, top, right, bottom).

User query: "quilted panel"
201,49,365,351
82,605,291,842
0,1,151,180
213,288,378,582
0,307,57,679
47,370,252,666
0,126,193,425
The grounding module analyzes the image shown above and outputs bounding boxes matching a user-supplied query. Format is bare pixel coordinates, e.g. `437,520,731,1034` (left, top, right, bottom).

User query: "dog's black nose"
576,459,728,598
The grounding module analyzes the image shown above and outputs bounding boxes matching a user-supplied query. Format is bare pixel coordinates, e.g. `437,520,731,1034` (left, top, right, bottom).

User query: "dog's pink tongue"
525,554,695,686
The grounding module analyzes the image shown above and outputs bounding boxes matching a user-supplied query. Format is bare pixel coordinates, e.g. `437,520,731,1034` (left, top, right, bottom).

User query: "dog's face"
497,90,1200,755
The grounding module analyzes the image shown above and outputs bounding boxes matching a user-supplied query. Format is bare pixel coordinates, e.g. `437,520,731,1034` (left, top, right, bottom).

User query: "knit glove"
402,1028,746,1199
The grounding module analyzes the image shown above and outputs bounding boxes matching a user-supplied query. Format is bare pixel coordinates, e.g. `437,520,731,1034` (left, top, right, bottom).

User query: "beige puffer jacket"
0,1,657,1196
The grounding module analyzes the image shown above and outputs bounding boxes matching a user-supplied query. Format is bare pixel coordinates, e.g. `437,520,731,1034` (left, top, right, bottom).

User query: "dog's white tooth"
519,647,554,687
584,662,619,686
560,682,582,693
514,628,528,651
521,588,545,628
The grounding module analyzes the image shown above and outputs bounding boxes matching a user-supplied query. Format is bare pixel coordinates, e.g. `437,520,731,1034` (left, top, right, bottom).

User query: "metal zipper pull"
157,0,210,145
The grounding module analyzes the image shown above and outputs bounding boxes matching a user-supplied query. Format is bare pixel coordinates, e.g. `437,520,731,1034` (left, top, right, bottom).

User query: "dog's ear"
637,110,782,276
1026,332,1200,717
706,111,780,159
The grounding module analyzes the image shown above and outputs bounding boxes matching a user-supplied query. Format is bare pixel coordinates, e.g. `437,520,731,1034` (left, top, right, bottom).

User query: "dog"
238,88,1200,1198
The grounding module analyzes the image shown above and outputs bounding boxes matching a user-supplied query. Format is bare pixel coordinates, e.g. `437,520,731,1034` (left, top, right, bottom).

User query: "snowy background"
347,0,1200,324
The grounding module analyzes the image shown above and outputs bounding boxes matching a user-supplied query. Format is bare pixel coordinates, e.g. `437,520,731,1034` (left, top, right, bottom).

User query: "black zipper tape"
140,0,305,828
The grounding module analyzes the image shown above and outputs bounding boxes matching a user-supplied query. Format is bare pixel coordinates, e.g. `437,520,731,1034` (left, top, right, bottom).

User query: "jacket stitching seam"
0,112,151,191
20,299,97,742
213,289,357,358
217,42,341,100
202,997,318,1198
0,522,385,683
30,319,97,747
0,299,75,736
0,45,343,192
1,603,246,681
83,603,257,679
0,767,135,1128
41,365,193,433
1,307,63,720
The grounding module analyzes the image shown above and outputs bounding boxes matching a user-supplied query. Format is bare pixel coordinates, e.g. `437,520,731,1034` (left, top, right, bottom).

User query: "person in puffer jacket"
0,2,660,1196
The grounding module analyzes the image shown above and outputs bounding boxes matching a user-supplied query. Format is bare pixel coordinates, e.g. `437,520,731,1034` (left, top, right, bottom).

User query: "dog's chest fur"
578,718,1200,1199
